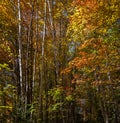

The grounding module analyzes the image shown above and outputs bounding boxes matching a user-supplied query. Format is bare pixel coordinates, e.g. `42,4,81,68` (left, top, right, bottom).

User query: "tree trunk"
47,0,59,85
17,0,23,106
39,0,47,122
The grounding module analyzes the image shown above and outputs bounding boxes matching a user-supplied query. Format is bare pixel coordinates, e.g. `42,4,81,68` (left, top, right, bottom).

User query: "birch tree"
17,0,23,105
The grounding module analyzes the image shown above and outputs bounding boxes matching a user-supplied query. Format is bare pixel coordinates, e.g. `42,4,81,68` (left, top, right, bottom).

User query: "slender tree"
17,0,23,105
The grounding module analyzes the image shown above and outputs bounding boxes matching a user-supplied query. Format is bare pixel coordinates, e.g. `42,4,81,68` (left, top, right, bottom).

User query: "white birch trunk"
18,0,23,102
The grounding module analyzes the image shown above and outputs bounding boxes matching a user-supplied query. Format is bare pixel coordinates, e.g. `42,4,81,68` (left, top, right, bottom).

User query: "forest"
0,0,120,123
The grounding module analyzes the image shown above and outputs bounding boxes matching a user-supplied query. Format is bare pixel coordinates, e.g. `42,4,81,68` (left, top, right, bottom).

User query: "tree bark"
39,0,47,122
48,0,59,85
17,0,23,105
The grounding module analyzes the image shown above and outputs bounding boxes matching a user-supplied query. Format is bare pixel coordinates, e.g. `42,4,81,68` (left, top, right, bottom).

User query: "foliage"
0,0,120,123
48,86,74,112
64,0,120,122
